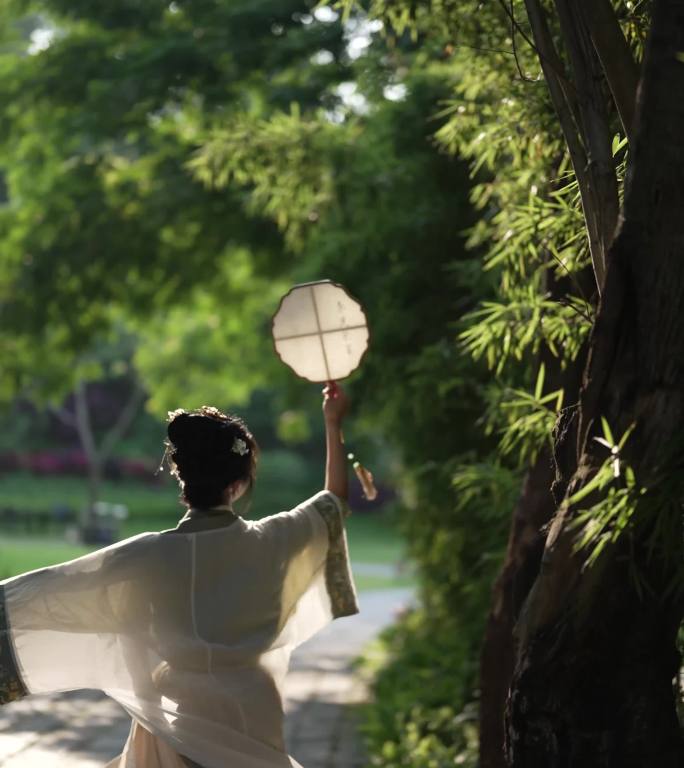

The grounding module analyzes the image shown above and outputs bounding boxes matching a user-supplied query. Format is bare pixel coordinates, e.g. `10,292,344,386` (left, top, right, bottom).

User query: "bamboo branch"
578,0,639,141
519,0,583,128
554,0,620,292
522,0,608,288
509,0,535,82
522,1,586,167
498,0,542,58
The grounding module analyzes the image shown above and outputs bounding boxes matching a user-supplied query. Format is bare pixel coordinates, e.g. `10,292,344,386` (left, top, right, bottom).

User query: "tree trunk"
85,460,103,525
72,377,145,533
480,328,588,768
74,379,101,529
479,447,554,768
506,1,684,764
479,170,597,764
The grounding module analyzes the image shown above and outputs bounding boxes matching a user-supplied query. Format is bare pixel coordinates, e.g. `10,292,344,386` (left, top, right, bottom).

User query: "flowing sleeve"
257,490,359,651
0,533,156,701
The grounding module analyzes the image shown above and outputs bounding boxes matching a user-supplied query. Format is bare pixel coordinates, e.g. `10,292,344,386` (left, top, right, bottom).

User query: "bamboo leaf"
618,423,636,450
534,363,545,400
601,417,615,445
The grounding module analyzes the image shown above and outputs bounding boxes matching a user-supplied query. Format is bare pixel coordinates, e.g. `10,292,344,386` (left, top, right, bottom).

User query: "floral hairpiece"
232,437,249,456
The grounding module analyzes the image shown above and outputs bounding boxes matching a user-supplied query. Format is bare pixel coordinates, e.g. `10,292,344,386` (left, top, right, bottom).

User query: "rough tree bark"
479,261,593,768
506,1,684,764
479,445,555,768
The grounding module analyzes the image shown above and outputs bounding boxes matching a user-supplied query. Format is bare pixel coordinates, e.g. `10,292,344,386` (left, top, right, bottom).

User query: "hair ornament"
232,437,249,456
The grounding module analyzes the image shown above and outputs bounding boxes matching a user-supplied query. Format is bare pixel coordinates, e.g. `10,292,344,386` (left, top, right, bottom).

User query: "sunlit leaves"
569,421,641,570
571,483,641,570
478,364,564,466
481,173,590,284
459,289,591,373
190,107,345,249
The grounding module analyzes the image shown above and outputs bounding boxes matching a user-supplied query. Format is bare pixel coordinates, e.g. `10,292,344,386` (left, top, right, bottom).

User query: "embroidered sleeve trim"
0,585,28,705
312,492,360,619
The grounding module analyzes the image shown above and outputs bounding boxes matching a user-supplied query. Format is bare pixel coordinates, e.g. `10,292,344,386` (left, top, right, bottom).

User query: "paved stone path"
0,587,414,767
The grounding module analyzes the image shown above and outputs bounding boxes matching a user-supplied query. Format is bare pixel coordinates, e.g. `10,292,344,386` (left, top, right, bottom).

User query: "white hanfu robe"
0,490,358,767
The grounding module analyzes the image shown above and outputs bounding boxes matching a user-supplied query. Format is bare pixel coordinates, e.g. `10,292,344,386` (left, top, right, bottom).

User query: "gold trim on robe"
309,493,359,619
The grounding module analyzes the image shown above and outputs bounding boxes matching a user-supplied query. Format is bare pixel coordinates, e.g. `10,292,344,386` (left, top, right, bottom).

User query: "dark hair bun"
166,412,193,446
165,407,258,509
167,413,230,452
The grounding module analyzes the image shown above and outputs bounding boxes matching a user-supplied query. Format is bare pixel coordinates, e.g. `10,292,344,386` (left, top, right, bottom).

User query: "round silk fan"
272,280,369,383
272,280,376,500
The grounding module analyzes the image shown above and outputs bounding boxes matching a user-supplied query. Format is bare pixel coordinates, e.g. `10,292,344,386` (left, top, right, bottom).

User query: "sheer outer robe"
0,491,358,768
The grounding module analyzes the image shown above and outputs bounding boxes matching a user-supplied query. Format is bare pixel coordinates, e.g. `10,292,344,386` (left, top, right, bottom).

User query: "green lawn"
0,537,90,579
0,513,412,581
0,535,415,590
0,464,414,590
0,451,323,524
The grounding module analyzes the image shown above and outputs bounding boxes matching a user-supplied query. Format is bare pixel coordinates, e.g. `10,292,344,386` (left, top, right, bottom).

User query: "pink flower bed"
0,451,159,482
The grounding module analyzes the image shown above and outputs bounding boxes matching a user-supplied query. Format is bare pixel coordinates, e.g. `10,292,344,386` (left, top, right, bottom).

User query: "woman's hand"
322,381,349,425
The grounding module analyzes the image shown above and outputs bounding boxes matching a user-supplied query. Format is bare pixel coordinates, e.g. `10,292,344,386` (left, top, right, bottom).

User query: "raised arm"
322,381,349,501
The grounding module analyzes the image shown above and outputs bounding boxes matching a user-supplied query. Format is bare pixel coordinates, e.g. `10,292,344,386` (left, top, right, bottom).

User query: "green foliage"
570,424,684,599
0,0,350,395
190,107,345,249
460,291,591,374
131,250,288,416
405,458,518,616
570,423,640,571
276,410,312,443
358,608,479,768
480,364,564,466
